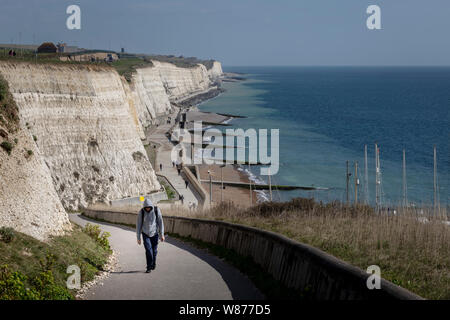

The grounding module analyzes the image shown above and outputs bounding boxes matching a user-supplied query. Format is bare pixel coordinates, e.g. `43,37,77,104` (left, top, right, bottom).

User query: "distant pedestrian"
185,180,189,189
172,161,175,168
177,165,181,176
160,163,163,171
179,194,184,204
136,198,165,273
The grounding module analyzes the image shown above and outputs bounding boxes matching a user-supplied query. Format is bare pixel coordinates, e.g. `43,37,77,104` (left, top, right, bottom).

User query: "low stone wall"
109,191,168,208
82,209,422,300
182,166,209,207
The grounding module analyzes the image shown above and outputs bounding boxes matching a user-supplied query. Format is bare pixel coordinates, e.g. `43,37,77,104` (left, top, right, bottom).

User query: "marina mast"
433,145,440,215
354,161,359,204
402,149,408,208
364,145,369,204
375,143,381,212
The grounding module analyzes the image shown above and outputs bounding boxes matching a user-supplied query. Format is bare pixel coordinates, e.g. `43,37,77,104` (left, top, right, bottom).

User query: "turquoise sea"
199,67,450,207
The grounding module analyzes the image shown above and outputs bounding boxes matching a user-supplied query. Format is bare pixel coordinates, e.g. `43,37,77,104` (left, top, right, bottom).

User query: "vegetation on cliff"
0,223,111,300
111,54,215,82
172,198,449,299
0,74,19,133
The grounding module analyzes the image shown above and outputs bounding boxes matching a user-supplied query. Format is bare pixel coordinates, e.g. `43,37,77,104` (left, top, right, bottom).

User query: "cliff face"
0,58,222,239
130,60,221,128
129,65,173,129
208,61,223,80
0,62,160,211
131,60,222,128
0,128,71,240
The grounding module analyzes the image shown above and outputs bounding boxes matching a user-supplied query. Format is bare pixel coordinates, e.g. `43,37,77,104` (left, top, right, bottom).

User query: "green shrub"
0,141,13,155
0,227,15,243
83,223,111,252
27,149,33,156
0,262,72,300
32,135,37,142
0,265,40,300
0,254,73,300
31,269,72,300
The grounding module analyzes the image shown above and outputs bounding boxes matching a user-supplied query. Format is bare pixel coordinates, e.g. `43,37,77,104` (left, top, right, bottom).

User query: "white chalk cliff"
0,128,71,240
0,59,222,239
130,60,223,129
208,61,224,80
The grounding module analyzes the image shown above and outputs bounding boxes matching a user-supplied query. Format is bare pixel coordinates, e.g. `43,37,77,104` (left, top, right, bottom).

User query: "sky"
1,0,449,66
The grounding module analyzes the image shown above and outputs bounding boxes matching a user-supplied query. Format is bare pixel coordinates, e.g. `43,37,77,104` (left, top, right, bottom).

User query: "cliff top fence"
81,208,423,300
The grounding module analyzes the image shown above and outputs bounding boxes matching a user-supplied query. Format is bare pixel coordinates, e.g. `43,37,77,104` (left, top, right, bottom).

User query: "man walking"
136,198,165,273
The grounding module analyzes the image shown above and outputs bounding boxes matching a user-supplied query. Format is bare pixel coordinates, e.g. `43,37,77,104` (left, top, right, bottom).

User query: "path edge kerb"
82,209,424,300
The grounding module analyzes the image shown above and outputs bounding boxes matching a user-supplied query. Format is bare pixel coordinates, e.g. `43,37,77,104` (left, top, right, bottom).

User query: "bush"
27,149,33,156
0,257,72,300
0,227,15,243
32,135,37,142
0,265,40,300
0,141,13,155
83,223,111,252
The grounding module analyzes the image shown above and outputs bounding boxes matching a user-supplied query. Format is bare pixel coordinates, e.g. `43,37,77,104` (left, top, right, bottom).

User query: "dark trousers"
142,232,159,269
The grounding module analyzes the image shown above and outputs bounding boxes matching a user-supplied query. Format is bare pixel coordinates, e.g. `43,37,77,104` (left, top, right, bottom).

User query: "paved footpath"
146,116,200,207
70,214,264,300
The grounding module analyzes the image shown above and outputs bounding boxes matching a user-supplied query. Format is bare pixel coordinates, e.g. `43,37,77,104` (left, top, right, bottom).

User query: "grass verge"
175,198,449,300
0,223,111,300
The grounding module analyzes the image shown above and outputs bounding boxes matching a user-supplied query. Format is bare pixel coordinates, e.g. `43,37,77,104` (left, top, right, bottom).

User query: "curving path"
145,114,200,207
69,214,264,300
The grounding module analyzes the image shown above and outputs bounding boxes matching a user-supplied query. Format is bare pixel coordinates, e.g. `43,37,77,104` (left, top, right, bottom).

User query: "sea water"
199,67,449,207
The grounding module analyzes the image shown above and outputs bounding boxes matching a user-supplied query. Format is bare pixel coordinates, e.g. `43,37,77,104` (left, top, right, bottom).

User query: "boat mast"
249,163,253,205
364,145,369,204
375,143,380,212
268,168,273,201
433,145,439,215
402,149,408,208
354,161,359,204
346,160,350,205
